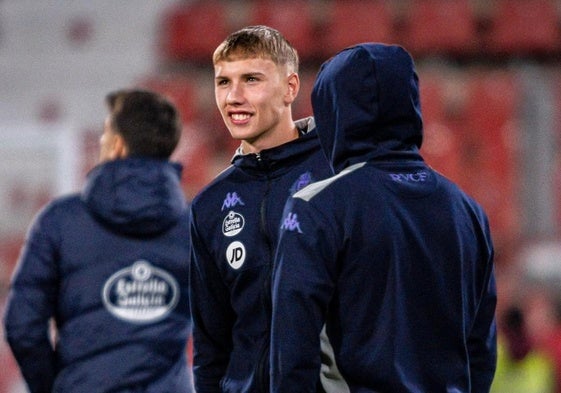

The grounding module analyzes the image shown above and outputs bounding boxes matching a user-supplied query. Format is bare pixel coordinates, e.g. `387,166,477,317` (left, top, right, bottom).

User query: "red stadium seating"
465,71,519,148
172,123,217,199
249,0,320,60
484,0,561,56
292,68,315,120
402,0,478,57
419,69,521,246
462,71,521,243
418,70,466,184
555,74,561,228
139,74,198,122
159,1,229,63
324,0,394,56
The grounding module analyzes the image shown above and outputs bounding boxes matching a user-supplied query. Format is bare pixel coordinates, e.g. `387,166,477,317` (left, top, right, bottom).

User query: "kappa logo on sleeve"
290,171,314,195
221,192,245,211
281,212,303,233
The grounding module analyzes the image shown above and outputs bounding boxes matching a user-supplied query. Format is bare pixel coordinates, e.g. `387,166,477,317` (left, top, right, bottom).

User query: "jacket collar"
231,117,320,176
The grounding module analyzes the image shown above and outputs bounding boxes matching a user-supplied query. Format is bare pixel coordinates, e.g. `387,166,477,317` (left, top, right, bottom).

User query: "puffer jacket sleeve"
3,204,60,393
189,207,235,393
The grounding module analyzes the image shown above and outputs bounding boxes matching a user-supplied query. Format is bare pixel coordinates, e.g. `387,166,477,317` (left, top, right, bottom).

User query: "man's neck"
241,125,299,154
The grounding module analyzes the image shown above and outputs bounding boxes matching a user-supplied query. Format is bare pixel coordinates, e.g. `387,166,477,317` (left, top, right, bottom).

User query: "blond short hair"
213,25,299,74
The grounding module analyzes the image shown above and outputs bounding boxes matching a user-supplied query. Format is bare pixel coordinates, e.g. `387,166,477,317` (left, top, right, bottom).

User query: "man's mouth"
231,113,251,121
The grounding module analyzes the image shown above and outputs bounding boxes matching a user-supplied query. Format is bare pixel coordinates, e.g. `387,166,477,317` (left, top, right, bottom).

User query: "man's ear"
112,134,129,159
285,72,300,105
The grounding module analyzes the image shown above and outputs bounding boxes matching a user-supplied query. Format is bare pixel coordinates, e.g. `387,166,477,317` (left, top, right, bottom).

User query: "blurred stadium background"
1,0,561,391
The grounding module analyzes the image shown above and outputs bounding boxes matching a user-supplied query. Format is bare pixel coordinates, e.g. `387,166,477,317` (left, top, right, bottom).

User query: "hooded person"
270,43,497,392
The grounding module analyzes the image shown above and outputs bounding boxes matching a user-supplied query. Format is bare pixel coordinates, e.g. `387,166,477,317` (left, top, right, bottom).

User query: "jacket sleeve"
467,218,498,392
270,198,339,393
188,209,235,393
3,206,59,393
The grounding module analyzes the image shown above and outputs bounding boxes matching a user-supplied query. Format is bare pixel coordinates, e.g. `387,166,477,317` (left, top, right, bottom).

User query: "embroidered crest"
223,211,245,237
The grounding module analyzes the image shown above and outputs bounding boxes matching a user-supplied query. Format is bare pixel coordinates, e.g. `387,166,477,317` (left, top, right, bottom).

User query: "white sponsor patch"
226,241,246,270
102,260,179,323
223,211,245,237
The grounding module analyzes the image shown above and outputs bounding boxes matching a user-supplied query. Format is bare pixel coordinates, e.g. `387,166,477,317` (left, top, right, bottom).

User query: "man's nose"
226,83,243,104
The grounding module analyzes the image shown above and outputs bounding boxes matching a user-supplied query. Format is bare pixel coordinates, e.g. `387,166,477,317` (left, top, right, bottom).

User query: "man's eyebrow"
235,71,266,80
216,71,266,79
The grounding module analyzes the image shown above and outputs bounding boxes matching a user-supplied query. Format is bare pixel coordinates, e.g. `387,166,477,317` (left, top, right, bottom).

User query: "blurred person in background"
270,43,497,392
491,304,555,393
541,295,561,393
3,89,194,392
188,25,333,393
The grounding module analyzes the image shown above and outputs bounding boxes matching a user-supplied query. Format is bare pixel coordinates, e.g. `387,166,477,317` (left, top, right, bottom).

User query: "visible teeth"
231,113,250,121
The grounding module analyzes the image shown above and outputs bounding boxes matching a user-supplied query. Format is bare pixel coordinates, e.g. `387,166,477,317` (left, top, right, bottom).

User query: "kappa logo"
281,212,303,233
101,260,179,324
226,241,246,269
290,172,314,195
221,192,245,211
223,211,245,237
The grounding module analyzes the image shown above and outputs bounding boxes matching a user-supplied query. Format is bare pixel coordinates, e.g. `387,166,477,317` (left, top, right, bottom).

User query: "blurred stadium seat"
324,0,394,56
462,71,521,242
484,0,561,56
139,74,198,123
465,71,519,148
402,0,478,57
554,73,561,228
292,68,315,120
172,123,217,199
159,1,229,63
418,68,521,245
249,0,320,60
418,70,465,184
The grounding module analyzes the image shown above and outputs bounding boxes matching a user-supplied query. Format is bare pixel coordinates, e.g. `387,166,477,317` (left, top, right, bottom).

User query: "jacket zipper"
256,171,273,392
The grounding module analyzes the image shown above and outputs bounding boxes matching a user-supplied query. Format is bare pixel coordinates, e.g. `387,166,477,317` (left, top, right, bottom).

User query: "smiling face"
214,56,300,153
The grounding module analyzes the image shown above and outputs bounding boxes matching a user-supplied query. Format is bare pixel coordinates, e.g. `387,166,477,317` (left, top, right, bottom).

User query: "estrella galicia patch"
290,172,314,195
223,211,245,237
102,260,179,324
221,192,245,211
226,241,246,270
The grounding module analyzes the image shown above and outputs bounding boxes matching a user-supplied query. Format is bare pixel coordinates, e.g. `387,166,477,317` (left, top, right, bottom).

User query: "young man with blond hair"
188,26,333,393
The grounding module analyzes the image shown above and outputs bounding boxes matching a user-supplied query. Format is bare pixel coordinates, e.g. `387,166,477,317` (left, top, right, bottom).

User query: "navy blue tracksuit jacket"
271,44,497,392
4,158,193,392
189,117,333,393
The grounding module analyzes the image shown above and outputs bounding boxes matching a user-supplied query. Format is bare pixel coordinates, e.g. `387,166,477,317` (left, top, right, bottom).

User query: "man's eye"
217,79,228,86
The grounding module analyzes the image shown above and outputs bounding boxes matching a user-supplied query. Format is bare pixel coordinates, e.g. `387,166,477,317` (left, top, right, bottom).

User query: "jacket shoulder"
294,162,366,202
34,193,83,221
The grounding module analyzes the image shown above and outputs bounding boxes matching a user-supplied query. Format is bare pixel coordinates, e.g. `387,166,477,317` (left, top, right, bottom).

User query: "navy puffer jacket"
4,158,193,393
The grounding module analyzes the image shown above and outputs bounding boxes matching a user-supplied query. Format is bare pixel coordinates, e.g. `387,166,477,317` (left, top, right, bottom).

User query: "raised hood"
311,43,423,173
